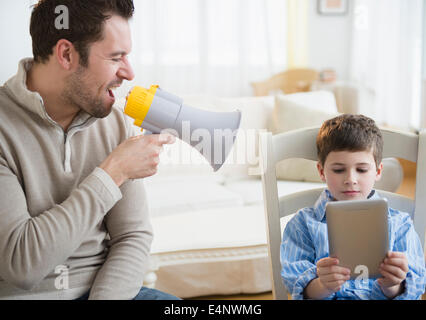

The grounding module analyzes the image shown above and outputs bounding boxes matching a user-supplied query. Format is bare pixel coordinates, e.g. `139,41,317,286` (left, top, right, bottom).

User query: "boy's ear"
317,162,326,182
375,162,383,181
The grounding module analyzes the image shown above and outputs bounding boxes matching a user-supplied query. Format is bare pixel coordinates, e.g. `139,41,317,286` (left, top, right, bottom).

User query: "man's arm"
87,178,153,300
99,133,175,187
87,125,174,299
0,160,122,290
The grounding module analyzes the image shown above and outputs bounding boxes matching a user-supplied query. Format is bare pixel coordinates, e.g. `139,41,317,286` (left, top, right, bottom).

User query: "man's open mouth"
107,84,121,98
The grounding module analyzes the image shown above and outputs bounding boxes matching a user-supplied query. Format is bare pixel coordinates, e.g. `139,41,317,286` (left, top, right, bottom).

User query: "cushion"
214,96,275,181
374,158,403,192
144,176,244,217
150,205,267,253
270,92,339,182
224,178,326,206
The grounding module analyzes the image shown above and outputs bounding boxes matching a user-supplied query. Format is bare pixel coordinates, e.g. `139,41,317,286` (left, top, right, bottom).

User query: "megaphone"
124,85,242,171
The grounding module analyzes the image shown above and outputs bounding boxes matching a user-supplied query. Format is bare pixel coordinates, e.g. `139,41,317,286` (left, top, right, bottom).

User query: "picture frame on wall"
317,0,348,15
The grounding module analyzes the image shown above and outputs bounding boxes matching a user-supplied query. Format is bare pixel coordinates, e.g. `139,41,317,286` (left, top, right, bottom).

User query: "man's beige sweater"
0,58,153,300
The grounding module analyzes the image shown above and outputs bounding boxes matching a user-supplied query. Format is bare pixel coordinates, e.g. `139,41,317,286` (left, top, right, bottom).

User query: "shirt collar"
313,189,379,221
5,58,97,131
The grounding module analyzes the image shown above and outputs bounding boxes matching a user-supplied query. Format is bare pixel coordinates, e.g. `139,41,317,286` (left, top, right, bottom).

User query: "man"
0,0,177,299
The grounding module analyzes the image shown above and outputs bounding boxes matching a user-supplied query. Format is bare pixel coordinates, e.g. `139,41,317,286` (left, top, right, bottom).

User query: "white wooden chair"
259,126,426,300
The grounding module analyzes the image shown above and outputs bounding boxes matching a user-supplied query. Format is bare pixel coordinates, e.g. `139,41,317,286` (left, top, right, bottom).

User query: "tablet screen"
326,199,389,279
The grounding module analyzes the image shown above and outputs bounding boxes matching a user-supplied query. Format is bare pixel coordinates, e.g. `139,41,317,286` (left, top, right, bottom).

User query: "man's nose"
118,57,135,81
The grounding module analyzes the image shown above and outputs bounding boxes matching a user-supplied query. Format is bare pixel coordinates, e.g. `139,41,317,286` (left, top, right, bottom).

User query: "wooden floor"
195,159,423,300
192,292,273,300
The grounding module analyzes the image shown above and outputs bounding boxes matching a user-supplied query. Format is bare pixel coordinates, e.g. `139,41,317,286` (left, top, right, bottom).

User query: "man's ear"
55,39,78,71
375,162,383,181
317,161,326,182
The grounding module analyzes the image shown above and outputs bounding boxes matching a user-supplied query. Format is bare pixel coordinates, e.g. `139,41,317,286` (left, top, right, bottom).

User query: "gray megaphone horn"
124,85,241,171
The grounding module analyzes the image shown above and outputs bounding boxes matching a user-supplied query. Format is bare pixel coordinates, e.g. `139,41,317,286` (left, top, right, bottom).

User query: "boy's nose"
344,170,358,185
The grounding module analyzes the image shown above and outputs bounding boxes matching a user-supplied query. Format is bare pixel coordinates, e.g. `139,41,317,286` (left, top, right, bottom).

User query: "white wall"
0,1,34,85
0,1,364,88
307,0,353,81
421,0,426,128
423,0,426,79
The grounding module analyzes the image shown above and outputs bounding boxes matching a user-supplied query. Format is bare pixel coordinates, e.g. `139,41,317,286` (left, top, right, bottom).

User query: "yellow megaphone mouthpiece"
124,85,159,127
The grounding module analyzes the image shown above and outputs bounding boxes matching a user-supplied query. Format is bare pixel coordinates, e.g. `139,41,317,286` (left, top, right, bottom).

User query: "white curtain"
422,0,426,129
286,0,308,69
120,0,287,98
349,0,424,130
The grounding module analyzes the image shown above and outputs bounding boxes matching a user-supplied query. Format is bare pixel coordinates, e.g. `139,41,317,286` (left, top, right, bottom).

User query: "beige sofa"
141,90,403,298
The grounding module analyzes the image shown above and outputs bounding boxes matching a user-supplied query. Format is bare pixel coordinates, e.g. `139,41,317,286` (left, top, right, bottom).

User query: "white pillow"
271,92,339,182
213,96,275,180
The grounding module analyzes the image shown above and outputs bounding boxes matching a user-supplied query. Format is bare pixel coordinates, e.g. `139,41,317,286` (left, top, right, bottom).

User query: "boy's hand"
377,251,408,299
317,257,351,293
304,257,350,299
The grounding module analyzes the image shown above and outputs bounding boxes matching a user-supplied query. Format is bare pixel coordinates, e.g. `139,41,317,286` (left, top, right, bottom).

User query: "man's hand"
100,133,176,186
377,251,408,299
304,257,350,299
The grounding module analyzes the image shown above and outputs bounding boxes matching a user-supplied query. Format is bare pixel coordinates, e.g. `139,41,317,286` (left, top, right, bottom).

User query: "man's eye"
111,58,121,62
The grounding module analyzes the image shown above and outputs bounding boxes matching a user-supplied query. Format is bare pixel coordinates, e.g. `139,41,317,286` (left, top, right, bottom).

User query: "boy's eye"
357,168,368,173
332,169,345,173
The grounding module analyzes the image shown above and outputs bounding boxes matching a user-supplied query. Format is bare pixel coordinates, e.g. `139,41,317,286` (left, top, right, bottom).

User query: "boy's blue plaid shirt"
280,189,426,300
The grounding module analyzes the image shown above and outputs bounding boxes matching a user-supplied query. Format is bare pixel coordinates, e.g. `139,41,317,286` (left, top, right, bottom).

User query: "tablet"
326,199,389,279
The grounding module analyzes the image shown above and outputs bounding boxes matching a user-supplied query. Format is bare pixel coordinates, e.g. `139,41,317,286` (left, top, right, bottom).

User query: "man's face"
317,150,383,201
63,15,134,118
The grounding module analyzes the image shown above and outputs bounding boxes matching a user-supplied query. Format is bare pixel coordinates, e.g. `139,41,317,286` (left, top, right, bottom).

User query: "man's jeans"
75,287,180,300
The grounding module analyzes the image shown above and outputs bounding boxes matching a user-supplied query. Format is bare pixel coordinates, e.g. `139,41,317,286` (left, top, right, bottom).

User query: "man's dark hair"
316,114,383,168
30,0,134,67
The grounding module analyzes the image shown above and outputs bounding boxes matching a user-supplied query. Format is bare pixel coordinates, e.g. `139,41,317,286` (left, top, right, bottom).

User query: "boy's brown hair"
316,114,383,168
30,0,134,67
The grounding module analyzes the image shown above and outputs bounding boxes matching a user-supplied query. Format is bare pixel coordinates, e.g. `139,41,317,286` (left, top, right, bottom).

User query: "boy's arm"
280,210,332,300
373,212,426,300
304,278,331,300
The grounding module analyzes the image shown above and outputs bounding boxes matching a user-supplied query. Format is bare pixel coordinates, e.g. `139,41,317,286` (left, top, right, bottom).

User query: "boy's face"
317,150,383,201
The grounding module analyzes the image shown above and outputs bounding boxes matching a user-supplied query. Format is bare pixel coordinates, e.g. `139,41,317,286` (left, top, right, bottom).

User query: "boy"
281,114,426,300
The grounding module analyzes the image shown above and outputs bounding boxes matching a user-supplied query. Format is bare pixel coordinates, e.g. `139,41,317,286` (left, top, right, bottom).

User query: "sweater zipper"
61,117,93,173
63,130,72,173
